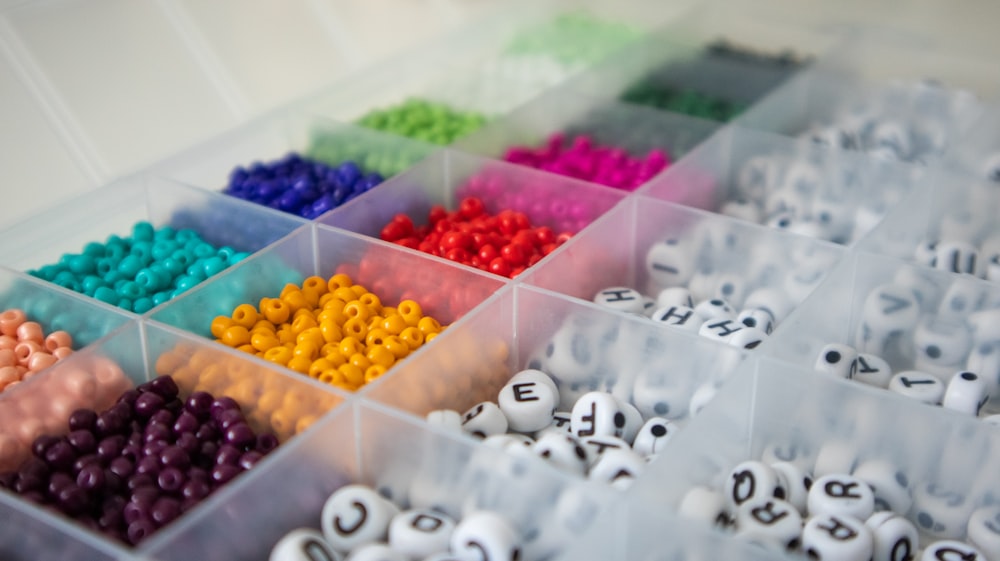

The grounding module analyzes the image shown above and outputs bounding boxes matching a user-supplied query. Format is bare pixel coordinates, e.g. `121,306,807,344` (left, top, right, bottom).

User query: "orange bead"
366,346,395,369
338,363,364,387
0,309,26,337
399,326,424,350
286,355,312,374
317,308,346,327
228,378,260,406
417,316,442,337
43,331,73,352
348,353,371,372
0,349,14,367
341,318,367,340
302,275,328,296
15,321,43,344
295,415,318,435
349,285,368,298
308,358,337,378
250,331,280,353
270,408,297,441
293,340,319,360
52,347,73,360
317,369,344,386
320,346,346,367
425,332,439,343
320,294,346,311
359,293,382,315
282,289,309,315
261,298,291,325
290,314,318,335
342,300,370,323
276,326,296,345
251,320,276,333
383,335,410,359
364,365,387,384
210,316,234,339
263,346,293,366
338,337,364,358
327,273,354,292
0,336,13,351
221,325,250,348
236,343,256,354
14,341,42,366
381,306,397,318
332,287,357,303
256,390,284,415
397,300,423,326
296,327,324,349
319,320,343,344
366,315,384,332
365,328,389,348
230,304,259,329
381,314,408,336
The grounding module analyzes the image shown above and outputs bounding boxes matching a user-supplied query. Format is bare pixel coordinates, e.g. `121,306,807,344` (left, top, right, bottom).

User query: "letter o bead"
388,509,456,559
321,485,400,552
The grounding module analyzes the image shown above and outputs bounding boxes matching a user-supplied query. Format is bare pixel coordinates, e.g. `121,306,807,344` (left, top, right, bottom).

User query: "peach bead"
270,408,297,441
0,366,20,389
256,390,284,415
0,348,15,368
0,335,16,351
14,341,42,365
62,368,98,401
295,414,318,435
44,330,73,352
52,347,73,360
0,433,21,463
0,309,26,337
27,351,57,372
16,321,44,344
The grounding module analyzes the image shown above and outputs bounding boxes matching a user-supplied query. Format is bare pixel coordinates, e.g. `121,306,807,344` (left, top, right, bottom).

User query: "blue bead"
337,161,361,187
132,221,155,242
331,184,352,205
277,190,302,212
310,194,336,217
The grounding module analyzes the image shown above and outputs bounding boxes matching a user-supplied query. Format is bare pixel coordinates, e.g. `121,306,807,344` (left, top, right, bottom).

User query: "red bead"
443,248,471,263
534,226,556,246
488,257,511,277
459,197,486,219
428,206,448,224
478,245,498,263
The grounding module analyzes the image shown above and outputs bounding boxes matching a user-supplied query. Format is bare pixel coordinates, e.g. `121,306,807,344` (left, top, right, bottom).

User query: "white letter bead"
852,460,912,514
802,514,874,561
570,391,628,440
531,432,589,476
645,239,693,287
857,284,919,353
865,511,918,561
450,511,521,561
588,447,645,489
808,474,875,521
689,384,717,417
943,371,989,416
631,417,678,457
593,286,645,314
656,286,694,309
694,298,737,321
725,461,783,511
322,485,400,552
728,327,768,350
933,241,980,275
482,433,533,452
913,319,973,374
734,497,803,550
426,410,463,433
270,529,343,561
737,308,775,334
345,544,407,561
544,411,572,434
920,541,987,561
912,484,969,539
498,373,558,433
770,462,812,516
650,305,702,332
851,353,893,388
888,371,945,405
698,319,745,342
680,486,732,528
389,510,457,559
581,435,629,466
461,402,509,438
815,344,859,378
967,506,1000,561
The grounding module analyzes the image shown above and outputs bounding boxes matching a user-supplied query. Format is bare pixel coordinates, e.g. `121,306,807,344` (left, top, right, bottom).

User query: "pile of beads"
356,99,488,145
210,274,445,391
224,154,384,219
0,374,278,546
306,130,431,179
379,196,572,278
27,222,250,314
620,83,747,122
271,484,522,561
502,133,669,191
705,39,808,69
426,368,691,490
0,309,73,392
678,451,994,560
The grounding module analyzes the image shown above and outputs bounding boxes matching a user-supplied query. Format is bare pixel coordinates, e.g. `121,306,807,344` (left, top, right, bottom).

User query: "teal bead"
154,226,176,241
116,298,133,312
118,281,144,300
216,246,236,261
171,249,193,268
104,242,126,261
95,258,116,276
132,297,155,314
117,255,143,278
52,270,77,286
103,270,124,285
151,240,178,261
105,234,126,247
93,286,118,305
184,262,207,281
201,256,227,277
34,265,60,281
81,275,104,296
191,242,215,259
82,242,105,257
161,257,184,276
173,275,200,294
175,229,198,243
228,252,251,265
129,241,153,263
66,254,96,275
135,268,168,292
152,291,171,306
54,276,80,292
132,221,155,242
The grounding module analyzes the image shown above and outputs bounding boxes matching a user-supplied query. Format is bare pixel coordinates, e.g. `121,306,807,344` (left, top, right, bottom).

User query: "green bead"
93,286,118,305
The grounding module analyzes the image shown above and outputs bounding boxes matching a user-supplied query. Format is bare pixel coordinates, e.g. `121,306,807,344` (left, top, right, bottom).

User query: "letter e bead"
498,371,557,433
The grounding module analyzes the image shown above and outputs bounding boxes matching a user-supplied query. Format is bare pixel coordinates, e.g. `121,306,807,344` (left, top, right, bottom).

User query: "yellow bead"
257,390,284,415
317,368,343,386
270,408,297,441
296,414,318,435
348,352,372,372
366,345,395,369
381,314,408,335
350,285,368,298
276,326,296,345
280,285,309,314
338,363,364,387
221,325,250,348
296,327,324,349
210,316,234,339
251,319,276,333
343,300,369,322
383,335,410,359
230,303,259,329
338,337,364,358
399,326,424,349
397,300,423,326
263,346,293,366
365,328,389,348
321,344,347,366
327,273,353,292
250,331,279,352
417,316,442,337
286,355,312,374
317,307,346,326
301,275,327,307
367,315,384,332
364,365,387,383
342,317,367,340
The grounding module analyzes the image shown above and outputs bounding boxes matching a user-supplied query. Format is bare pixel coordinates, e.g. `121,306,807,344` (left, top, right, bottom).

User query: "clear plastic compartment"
943,103,1000,183
140,399,615,561
629,358,1000,555
639,125,922,244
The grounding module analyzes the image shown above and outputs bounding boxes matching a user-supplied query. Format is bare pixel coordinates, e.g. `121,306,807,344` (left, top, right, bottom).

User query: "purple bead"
126,517,156,545
121,443,141,462
149,409,175,427
98,503,125,531
135,456,160,477
151,497,181,526
47,472,73,494
142,440,168,459
67,409,98,432
255,433,279,454
130,485,159,508
160,445,190,470
109,457,135,478
97,435,126,463
76,464,106,491
122,501,147,525
133,392,165,419
175,432,199,454
209,396,240,418
127,473,154,492
185,392,213,420
181,478,210,501
104,469,124,493
44,440,77,471
210,464,241,486
116,389,141,407
32,435,60,459
0,471,17,489
215,444,241,466
19,457,50,481
147,375,179,399
144,423,172,444
56,484,90,515
96,412,126,438
14,474,44,494
157,467,185,493
224,423,255,449
173,411,199,435
72,454,100,475
238,451,264,471
187,467,209,482
216,409,245,431
66,430,97,455
197,440,219,462
21,490,46,505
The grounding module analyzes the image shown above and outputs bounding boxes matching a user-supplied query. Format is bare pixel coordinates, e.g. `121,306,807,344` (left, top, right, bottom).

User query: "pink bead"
16,321,43,344
44,330,73,352
0,348,15,368
0,309,26,337
53,347,73,360
27,351,57,373
0,335,16,351
14,341,42,365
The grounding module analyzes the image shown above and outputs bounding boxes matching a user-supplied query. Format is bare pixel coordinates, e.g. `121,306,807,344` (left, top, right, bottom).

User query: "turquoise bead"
161,257,184,276
81,275,104,296
184,262,207,282
130,241,153,263
93,286,118,305
152,291,171,306
53,270,77,286
82,242,105,257
104,242,126,261
201,256,227,277
102,270,124,285
117,255,143,278
135,268,167,292
95,258,115,276
66,254,96,275
229,252,251,265
171,249,193,268
151,240,178,261
217,246,236,261
118,281,143,300
175,229,198,243
34,265,60,281
116,298,133,312
132,297,155,314
173,275,200,293
154,225,176,240
191,242,215,259
132,221,155,242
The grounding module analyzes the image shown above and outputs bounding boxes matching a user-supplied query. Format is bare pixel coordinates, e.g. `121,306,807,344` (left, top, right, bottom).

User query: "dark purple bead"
98,502,124,531
133,392,165,419
122,501,147,525
185,392,213,420
18,457,50,481
238,451,264,471
135,456,160,477
0,471,17,489
151,497,181,526
14,474,44,494
66,430,97,455
215,444,241,466
76,464,106,491
147,376,179,399
21,490,46,505
72,454,100,475
149,409,175,426
255,433,279,454
67,409,98,432
164,398,183,415
130,485,159,508
47,472,73,495
127,473,155,492
116,389,141,407
144,422,172,444
126,517,156,545
127,430,144,447
180,478,210,501
195,424,218,442
56,484,89,515
187,467,209,482
215,409,245,431
142,440,169,459
175,432,199,454
173,411,199,435
96,411,125,438
209,396,240,418
160,445,190,470
109,457,135,478
157,467,185,493
104,469,124,493
210,464,241,486
97,435,126,462
224,423,255,449
32,435,60,459
44,440,77,471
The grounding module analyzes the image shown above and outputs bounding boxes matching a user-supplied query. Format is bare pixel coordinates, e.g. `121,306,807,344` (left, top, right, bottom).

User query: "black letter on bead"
934,547,978,561
824,480,862,499
334,501,368,535
731,470,756,506
890,537,913,561
708,320,743,338
652,306,694,325
751,501,789,525
818,517,858,541
577,402,597,438
301,538,337,561
600,289,637,303
411,513,444,532
512,383,538,402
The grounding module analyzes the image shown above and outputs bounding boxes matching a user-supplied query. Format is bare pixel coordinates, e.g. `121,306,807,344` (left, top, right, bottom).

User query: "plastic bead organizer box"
2,1,1000,560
